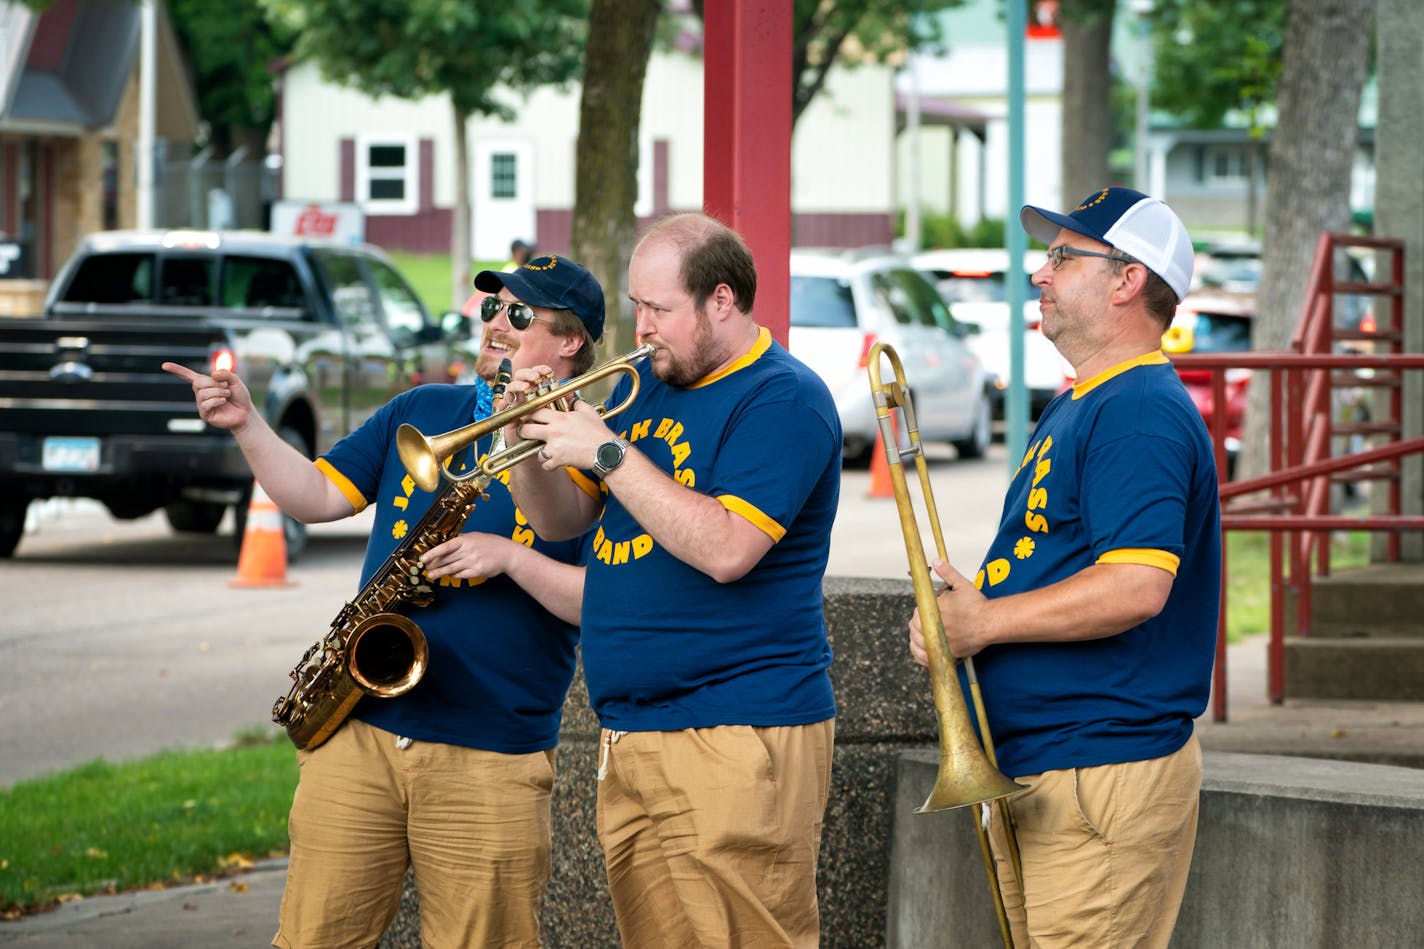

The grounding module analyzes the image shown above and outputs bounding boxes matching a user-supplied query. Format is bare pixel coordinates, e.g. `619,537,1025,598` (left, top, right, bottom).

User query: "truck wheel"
232,426,310,563
165,501,227,534
0,498,26,558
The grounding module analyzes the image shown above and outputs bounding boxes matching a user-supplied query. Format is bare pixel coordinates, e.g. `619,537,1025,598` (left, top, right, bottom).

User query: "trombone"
866,342,1026,949
398,343,655,492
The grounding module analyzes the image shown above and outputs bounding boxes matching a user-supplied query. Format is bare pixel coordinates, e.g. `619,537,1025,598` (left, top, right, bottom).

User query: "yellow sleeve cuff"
1096,548,1180,576
315,458,369,513
718,495,786,542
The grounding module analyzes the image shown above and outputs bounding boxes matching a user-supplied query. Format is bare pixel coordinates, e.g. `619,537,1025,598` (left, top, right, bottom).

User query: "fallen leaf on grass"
229,881,249,893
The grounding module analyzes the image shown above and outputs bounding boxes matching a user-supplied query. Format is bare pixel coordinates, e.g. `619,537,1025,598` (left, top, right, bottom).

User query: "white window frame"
356,134,418,215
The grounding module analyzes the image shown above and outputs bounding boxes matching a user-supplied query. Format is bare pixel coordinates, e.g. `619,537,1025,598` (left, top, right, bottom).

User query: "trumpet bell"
397,425,446,494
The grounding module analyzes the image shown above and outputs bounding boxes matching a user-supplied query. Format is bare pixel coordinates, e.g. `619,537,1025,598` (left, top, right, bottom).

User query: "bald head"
636,212,758,314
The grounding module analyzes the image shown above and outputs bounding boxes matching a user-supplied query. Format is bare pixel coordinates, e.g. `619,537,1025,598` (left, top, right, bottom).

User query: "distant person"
164,254,606,947
503,239,536,272
503,213,842,947
907,187,1220,947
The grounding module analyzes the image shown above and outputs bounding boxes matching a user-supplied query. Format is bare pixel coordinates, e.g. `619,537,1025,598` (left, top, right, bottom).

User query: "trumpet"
867,342,1026,949
398,343,655,492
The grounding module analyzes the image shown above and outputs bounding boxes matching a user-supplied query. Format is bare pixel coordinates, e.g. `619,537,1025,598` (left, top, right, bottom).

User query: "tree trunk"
451,106,472,312
570,0,662,359
1059,1,1116,208
1238,0,1372,480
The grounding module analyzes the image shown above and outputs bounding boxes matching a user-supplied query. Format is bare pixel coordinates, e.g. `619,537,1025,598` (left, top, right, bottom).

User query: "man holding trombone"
504,212,842,948
164,254,603,947
909,188,1220,947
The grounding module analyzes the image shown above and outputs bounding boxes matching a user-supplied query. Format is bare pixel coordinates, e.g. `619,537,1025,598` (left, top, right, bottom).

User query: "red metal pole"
702,1,792,346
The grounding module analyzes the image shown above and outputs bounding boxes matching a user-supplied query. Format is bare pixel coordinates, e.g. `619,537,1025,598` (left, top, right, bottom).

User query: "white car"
788,248,992,463
912,248,1074,420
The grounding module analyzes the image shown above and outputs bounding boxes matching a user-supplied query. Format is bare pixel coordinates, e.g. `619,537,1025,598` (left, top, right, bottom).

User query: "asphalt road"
0,444,1012,788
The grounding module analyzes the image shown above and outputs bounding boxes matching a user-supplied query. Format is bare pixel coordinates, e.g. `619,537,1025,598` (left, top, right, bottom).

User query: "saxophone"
271,364,511,750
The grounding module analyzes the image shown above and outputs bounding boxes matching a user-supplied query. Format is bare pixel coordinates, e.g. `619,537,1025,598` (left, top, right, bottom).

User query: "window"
790,275,857,328
357,136,418,214
222,256,307,314
1203,146,1249,185
312,251,379,330
158,257,216,306
368,259,429,343
60,253,154,304
490,152,517,199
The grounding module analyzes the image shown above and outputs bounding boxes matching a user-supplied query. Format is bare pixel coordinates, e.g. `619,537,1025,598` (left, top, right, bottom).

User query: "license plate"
42,436,100,472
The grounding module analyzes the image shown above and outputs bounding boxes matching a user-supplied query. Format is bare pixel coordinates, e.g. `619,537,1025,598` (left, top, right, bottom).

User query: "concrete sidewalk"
6,633,1420,948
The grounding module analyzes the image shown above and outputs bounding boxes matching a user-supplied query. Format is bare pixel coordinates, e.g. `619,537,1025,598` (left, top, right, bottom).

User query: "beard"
653,306,719,387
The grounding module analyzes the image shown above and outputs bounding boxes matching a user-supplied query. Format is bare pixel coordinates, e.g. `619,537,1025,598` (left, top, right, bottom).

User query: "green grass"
1223,530,1372,643
386,252,503,317
0,732,297,916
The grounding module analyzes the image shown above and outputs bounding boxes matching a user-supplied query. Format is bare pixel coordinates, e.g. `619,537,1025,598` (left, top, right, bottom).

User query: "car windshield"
790,274,857,328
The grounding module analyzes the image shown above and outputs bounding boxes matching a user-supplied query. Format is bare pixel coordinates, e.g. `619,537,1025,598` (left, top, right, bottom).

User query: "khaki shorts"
595,720,835,949
987,734,1202,948
274,719,555,949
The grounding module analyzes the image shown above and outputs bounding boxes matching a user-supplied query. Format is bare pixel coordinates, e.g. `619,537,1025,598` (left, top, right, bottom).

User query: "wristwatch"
592,437,629,477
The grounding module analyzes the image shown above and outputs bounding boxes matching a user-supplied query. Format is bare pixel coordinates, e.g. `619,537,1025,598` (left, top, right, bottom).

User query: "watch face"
597,440,624,471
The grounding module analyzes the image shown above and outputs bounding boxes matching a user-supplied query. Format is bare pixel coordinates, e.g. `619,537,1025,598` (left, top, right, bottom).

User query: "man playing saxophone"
163,254,606,948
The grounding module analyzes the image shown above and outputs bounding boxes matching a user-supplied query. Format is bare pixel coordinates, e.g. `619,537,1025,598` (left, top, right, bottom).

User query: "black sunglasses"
480,296,555,331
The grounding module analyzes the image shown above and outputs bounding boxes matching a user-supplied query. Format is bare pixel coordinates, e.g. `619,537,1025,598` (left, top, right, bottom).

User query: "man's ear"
560,333,585,361
710,282,737,320
1110,262,1149,306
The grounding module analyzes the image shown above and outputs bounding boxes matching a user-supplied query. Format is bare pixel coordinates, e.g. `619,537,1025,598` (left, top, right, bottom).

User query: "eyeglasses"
1047,245,1135,270
480,296,555,331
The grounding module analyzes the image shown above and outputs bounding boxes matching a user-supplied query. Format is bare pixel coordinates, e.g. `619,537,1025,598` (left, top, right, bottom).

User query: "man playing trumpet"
503,213,842,948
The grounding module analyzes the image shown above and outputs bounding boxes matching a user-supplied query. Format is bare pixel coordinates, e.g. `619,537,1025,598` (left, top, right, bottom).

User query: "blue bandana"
472,376,494,422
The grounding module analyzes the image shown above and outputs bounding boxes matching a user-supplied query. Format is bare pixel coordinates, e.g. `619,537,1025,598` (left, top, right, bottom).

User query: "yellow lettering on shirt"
984,558,1010,586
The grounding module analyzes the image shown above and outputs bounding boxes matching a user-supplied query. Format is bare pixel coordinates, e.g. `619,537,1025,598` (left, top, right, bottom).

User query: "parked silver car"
788,248,992,463
912,247,1074,421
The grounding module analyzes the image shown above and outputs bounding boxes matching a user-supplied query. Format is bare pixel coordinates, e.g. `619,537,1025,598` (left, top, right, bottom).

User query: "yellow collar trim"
688,326,772,389
1071,350,1169,399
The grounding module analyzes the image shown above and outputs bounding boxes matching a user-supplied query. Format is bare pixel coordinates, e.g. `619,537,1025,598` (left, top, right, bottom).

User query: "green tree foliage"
691,0,966,126
260,0,589,306
166,0,294,153
1147,0,1288,132
260,0,587,120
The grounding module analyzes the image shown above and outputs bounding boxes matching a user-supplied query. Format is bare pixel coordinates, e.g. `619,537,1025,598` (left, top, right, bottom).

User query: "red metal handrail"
1171,233,1420,721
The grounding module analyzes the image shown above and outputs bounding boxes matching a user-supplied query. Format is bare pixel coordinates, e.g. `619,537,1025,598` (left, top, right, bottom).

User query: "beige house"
0,0,198,315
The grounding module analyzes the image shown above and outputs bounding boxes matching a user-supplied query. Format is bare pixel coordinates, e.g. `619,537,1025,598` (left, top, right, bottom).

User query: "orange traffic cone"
229,482,295,588
868,428,895,499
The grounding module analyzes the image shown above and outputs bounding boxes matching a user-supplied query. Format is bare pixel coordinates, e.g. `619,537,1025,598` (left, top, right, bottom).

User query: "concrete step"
1308,562,1424,639
1284,636,1424,701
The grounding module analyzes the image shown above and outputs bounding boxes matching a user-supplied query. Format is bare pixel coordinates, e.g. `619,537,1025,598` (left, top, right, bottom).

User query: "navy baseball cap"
1021,187,1194,302
474,254,605,341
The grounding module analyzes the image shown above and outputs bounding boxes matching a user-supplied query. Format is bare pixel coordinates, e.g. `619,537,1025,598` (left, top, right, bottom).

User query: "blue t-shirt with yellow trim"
316,383,581,754
577,328,840,730
966,352,1220,776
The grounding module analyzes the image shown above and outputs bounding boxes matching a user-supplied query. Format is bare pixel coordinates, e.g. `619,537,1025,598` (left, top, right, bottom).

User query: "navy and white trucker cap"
1021,187,1194,302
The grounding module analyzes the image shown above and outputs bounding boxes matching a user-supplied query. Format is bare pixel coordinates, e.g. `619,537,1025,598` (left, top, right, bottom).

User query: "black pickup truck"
0,229,477,560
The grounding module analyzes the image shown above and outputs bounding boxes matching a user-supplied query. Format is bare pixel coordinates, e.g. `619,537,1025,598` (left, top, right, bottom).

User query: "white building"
276,45,901,260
